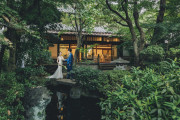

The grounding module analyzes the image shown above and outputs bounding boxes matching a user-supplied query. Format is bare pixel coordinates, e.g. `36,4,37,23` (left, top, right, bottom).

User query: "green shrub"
0,72,25,120
95,70,130,94
99,67,180,120
70,66,100,90
140,45,165,62
148,59,179,74
71,67,130,92
16,66,49,86
167,45,180,62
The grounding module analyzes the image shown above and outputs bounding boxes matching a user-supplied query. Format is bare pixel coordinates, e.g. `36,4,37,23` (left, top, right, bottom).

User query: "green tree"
97,0,170,65
0,0,62,71
62,0,98,64
97,0,149,65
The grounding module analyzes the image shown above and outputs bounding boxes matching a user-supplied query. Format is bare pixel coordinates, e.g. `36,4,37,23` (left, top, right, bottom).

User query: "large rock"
24,86,51,120
70,87,82,99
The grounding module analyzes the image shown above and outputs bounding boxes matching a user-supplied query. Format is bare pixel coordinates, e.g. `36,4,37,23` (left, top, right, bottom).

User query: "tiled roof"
46,23,113,36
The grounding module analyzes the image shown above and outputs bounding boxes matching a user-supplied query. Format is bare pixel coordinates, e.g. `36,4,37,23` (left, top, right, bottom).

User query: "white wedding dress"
47,56,64,79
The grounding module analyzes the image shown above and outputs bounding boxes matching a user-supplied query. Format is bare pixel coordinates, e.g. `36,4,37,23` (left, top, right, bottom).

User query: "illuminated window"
49,44,57,59
112,45,117,60
61,35,77,41
104,37,120,42
60,44,69,59
87,36,102,41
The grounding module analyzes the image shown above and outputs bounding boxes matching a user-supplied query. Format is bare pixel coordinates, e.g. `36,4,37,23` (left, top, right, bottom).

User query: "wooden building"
46,24,123,63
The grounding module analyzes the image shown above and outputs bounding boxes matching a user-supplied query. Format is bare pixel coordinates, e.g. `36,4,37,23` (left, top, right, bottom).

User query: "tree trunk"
152,0,166,43
74,34,83,64
127,19,140,65
0,45,6,72
5,29,18,71
133,1,145,51
8,45,16,71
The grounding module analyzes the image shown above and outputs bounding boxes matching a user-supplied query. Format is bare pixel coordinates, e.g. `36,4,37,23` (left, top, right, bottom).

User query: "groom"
65,48,73,79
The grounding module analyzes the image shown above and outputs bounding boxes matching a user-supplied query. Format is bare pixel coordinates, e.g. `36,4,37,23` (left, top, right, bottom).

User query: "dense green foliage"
72,67,129,92
168,45,180,62
16,34,53,67
100,67,180,120
72,61,180,120
140,45,165,62
0,67,49,120
71,66,100,90
1,0,180,119
0,72,24,120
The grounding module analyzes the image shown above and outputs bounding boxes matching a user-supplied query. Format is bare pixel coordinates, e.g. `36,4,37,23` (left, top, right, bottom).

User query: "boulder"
24,86,51,120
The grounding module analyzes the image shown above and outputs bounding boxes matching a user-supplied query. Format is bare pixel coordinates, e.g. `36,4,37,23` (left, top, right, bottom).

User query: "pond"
46,85,101,120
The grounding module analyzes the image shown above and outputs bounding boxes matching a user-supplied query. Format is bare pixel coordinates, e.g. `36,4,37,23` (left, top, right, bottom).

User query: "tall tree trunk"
152,0,166,43
0,45,6,72
8,44,16,71
6,29,18,71
127,18,139,65
74,33,83,64
133,1,145,51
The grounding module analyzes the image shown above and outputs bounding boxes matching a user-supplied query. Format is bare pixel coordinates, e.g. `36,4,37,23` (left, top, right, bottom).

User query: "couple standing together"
48,48,73,79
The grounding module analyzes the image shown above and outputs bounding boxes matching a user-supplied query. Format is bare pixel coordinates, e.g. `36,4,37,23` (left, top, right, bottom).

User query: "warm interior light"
61,37,64,41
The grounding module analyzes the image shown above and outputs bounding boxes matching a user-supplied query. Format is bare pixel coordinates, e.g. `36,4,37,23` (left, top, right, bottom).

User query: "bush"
167,45,180,62
16,66,49,86
70,66,100,90
0,72,25,120
99,67,180,120
0,66,49,120
71,66,130,92
95,70,130,94
140,45,165,62
148,59,179,74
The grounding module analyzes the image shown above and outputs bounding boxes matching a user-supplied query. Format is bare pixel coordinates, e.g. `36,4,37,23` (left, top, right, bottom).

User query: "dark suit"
65,53,73,79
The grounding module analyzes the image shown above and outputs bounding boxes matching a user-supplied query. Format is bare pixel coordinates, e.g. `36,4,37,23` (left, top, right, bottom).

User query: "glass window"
61,35,76,41
60,44,69,59
91,44,112,63
87,36,102,41
112,45,117,60
49,44,57,59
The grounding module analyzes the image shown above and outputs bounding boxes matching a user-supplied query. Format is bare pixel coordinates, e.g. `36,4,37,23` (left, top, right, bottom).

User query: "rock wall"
24,86,51,120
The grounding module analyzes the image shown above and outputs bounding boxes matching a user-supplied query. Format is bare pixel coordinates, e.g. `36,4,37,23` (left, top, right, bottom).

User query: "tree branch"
74,7,79,32
121,0,129,19
106,0,127,22
68,13,76,30
113,19,128,27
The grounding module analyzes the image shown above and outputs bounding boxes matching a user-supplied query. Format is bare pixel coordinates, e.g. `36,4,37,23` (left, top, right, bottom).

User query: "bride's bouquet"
58,63,67,70
63,65,67,70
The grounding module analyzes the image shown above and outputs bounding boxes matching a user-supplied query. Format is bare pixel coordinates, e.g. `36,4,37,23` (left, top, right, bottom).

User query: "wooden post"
85,44,87,59
85,36,87,60
57,43,59,57
81,43,84,60
111,44,113,61
98,54,100,69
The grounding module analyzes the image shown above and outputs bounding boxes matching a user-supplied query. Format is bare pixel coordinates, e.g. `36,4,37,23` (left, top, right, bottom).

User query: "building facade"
46,24,123,63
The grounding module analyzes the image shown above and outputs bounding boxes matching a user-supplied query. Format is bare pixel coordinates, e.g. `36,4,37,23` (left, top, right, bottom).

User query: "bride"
47,51,65,79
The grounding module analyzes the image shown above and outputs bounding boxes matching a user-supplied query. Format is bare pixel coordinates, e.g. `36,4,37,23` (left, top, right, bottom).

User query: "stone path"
54,78,76,86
